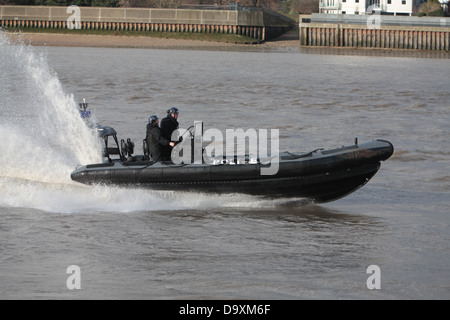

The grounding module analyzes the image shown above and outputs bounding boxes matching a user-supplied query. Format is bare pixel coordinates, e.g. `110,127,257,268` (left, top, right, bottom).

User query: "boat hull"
71,139,393,203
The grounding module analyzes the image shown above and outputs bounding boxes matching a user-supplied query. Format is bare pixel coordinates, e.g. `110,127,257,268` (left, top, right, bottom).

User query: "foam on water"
0,32,125,212
0,31,293,213
0,31,101,175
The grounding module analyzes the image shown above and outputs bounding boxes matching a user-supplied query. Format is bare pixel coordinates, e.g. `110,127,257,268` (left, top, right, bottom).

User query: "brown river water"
0,32,449,299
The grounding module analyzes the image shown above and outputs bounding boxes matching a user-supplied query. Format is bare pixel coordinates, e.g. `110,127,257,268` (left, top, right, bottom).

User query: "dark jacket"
146,122,170,162
160,115,179,161
160,115,179,141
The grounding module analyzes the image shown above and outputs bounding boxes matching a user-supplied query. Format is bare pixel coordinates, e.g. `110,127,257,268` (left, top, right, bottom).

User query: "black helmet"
167,107,179,115
148,115,159,123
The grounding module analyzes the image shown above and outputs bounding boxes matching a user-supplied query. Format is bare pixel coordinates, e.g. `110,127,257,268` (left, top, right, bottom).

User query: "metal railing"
181,4,261,12
310,13,450,27
319,2,342,10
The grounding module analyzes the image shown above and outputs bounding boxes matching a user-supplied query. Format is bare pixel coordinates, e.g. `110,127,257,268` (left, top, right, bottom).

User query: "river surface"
0,32,449,299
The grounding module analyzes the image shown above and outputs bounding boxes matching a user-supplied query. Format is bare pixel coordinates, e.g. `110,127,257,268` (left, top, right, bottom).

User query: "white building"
439,0,449,14
319,0,426,16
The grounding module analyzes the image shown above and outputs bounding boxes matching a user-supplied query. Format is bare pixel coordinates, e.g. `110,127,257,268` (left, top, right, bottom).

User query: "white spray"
0,31,111,212
0,31,102,184
0,31,290,213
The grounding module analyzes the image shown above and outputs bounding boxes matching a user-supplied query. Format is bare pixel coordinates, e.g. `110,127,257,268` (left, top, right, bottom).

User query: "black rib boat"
70,119,394,203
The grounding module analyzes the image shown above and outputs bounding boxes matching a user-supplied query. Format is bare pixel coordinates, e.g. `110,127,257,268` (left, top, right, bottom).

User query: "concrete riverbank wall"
300,14,450,51
0,6,294,41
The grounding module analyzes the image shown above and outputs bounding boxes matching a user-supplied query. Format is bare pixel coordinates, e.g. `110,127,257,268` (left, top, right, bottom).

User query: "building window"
402,0,406,4
356,0,359,2
387,0,391,3
343,0,346,2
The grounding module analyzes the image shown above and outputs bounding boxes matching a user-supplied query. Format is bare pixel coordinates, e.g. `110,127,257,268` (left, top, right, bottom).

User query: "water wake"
0,31,102,180
0,31,303,213
0,31,106,211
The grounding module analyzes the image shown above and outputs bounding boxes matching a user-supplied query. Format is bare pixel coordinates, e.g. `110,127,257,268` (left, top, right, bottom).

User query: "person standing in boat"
146,115,175,162
160,107,179,161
